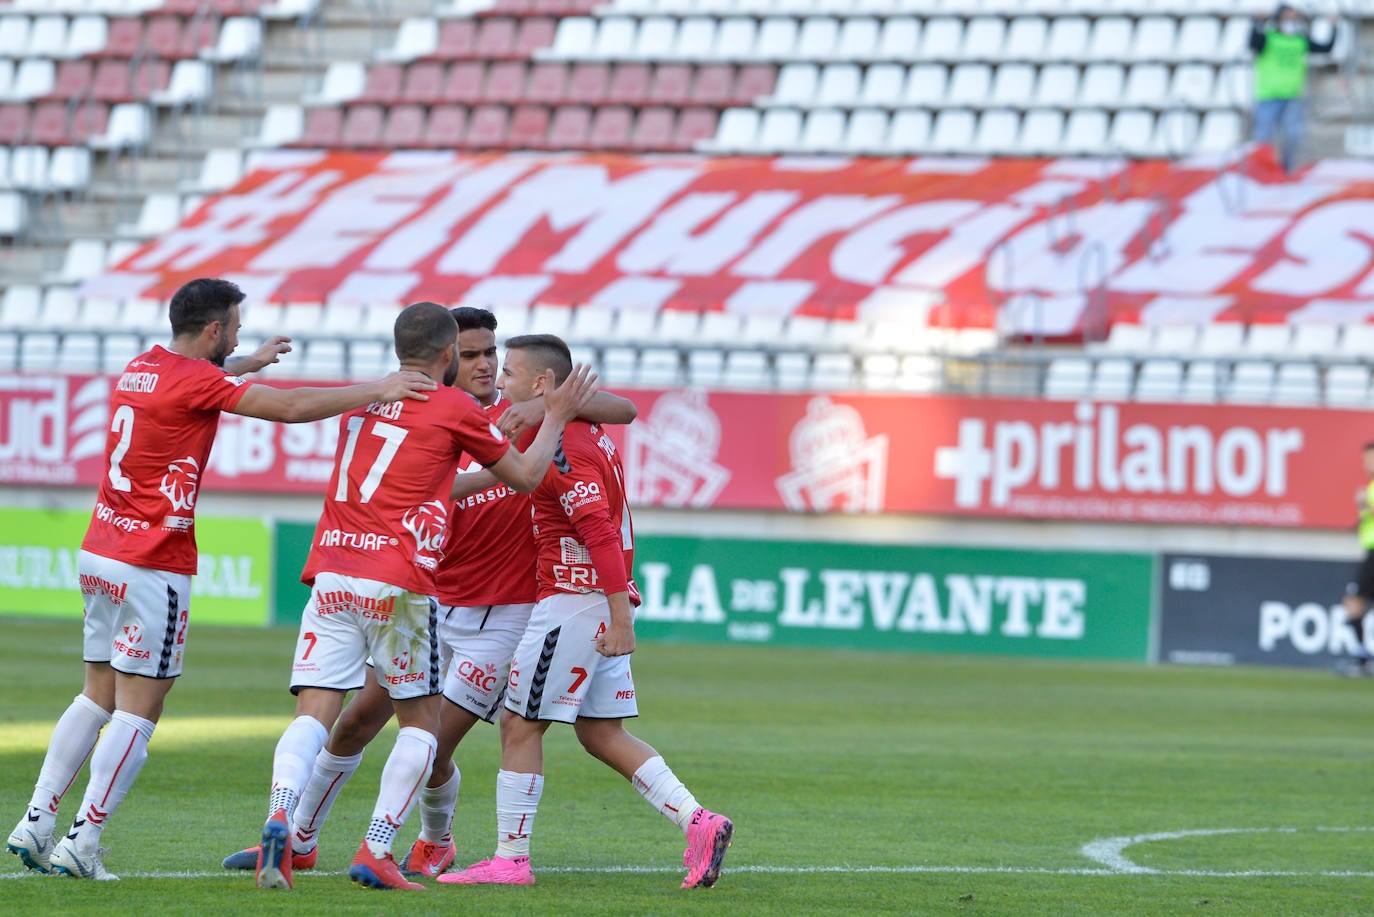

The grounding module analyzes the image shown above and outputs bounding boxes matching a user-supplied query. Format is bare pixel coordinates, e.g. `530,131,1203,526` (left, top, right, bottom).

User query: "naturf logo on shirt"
158,456,201,512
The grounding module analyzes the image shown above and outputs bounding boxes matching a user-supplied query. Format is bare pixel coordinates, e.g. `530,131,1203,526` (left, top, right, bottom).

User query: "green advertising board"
273,520,316,627
633,535,1154,661
0,506,271,626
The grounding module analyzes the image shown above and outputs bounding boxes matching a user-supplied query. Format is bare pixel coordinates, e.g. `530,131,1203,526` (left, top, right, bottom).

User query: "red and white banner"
4,372,1368,529
84,149,1374,335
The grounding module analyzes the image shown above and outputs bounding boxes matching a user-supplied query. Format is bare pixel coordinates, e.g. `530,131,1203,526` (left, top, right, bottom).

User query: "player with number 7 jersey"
250,302,598,894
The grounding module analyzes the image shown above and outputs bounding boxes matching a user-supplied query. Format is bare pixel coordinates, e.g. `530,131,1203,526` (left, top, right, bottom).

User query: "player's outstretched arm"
231,371,436,424
451,468,500,501
226,336,293,376
496,390,637,439
485,365,598,492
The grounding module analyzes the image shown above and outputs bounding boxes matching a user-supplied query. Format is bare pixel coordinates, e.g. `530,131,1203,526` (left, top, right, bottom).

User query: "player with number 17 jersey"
302,385,511,594
80,345,254,575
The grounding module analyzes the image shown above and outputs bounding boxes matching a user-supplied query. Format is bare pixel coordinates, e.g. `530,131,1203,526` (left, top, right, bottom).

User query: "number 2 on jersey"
107,404,135,492
334,416,407,503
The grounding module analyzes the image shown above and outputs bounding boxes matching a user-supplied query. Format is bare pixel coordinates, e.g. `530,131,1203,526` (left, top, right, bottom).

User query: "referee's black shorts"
1347,551,1374,601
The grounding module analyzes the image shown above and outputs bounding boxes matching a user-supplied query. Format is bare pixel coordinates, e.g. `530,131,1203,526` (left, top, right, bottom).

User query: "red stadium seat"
386,105,425,148
98,19,143,59
484,62,527,104
0,104,30,146
631,106,675,150
508,104,550,149
691,65,735,106
92,60,133,103
514,17,556,57
341,105,384,148
50,61,94,100
424,105,468,148
734,65,776,104
567,63,608,104
476,18,517,59
465,105,510,148
547,105,591,149
360,64,404,104
673,107,718,149
607,64,650,105
526,63,567,104
298,106,343,146
132,60,171,99
648,65,692,105
67,102,110,144
145,18,182,59
444,62,486,104
588,106,632,151
180,18,218,58
434,19,477,59
402,62,444,105
28,103,68,145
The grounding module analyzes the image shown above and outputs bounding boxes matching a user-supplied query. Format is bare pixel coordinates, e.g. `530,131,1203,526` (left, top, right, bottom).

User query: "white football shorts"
291,572,441,701
504,592,638,724
79,550,192,680
437,602,533,722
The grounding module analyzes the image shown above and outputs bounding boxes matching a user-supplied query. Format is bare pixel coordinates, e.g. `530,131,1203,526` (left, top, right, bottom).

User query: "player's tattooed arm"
226,336,292,376
495,391,637,439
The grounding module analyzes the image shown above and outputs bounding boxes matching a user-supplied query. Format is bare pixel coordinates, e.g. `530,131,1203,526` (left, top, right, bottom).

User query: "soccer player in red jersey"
6,278,436,881
223,306,636,879
439,334,733,891
249,303,597,892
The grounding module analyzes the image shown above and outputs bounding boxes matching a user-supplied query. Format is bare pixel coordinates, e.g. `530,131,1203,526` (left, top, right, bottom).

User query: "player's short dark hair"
505,333,573,384
1364,441,1374,452
168,278,245,337
395,301,458,363
450,306,497,334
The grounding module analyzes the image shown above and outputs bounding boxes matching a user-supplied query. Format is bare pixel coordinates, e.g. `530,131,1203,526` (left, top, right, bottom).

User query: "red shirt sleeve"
553,438,629,595
186,361,254,413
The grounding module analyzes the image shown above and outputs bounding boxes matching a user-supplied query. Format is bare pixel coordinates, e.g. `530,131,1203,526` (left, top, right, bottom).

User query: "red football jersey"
302,384,511,595
530,420,639,604
81,346,254,575
434,398,538,607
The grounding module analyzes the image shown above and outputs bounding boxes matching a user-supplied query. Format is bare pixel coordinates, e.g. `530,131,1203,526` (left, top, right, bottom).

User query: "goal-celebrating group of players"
5,278,733,891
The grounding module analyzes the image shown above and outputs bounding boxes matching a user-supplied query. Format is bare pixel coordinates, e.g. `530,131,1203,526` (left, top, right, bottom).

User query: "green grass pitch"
2,616,1373,915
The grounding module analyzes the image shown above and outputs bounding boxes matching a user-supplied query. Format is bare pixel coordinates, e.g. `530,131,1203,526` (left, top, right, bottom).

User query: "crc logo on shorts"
114,623,151,661
456,660,500,692
402,500,447,568
159,456,201,513
558,480,602,516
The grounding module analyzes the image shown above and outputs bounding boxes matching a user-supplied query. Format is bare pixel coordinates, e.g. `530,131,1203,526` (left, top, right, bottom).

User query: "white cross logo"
934,419,994,508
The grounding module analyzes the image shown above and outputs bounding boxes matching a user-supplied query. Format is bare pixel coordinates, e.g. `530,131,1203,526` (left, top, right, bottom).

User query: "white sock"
631,756,700,833
292,748,362,854
26,694,111,837
417,766,460,845
495,769,543,860
365,726,437,858
268,716,329,821
67,710,154,852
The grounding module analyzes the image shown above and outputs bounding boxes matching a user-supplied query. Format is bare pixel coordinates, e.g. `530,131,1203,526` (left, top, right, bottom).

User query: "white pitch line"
1080,826,1374,875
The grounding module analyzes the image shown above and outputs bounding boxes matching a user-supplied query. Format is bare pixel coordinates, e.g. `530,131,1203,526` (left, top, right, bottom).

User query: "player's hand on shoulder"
381,370,438,402
595,621,635,657
543,364,599,423
497,398,545,439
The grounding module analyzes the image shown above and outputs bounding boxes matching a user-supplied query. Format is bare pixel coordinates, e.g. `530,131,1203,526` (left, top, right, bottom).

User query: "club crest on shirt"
159,456,201,513
401,500,448,569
